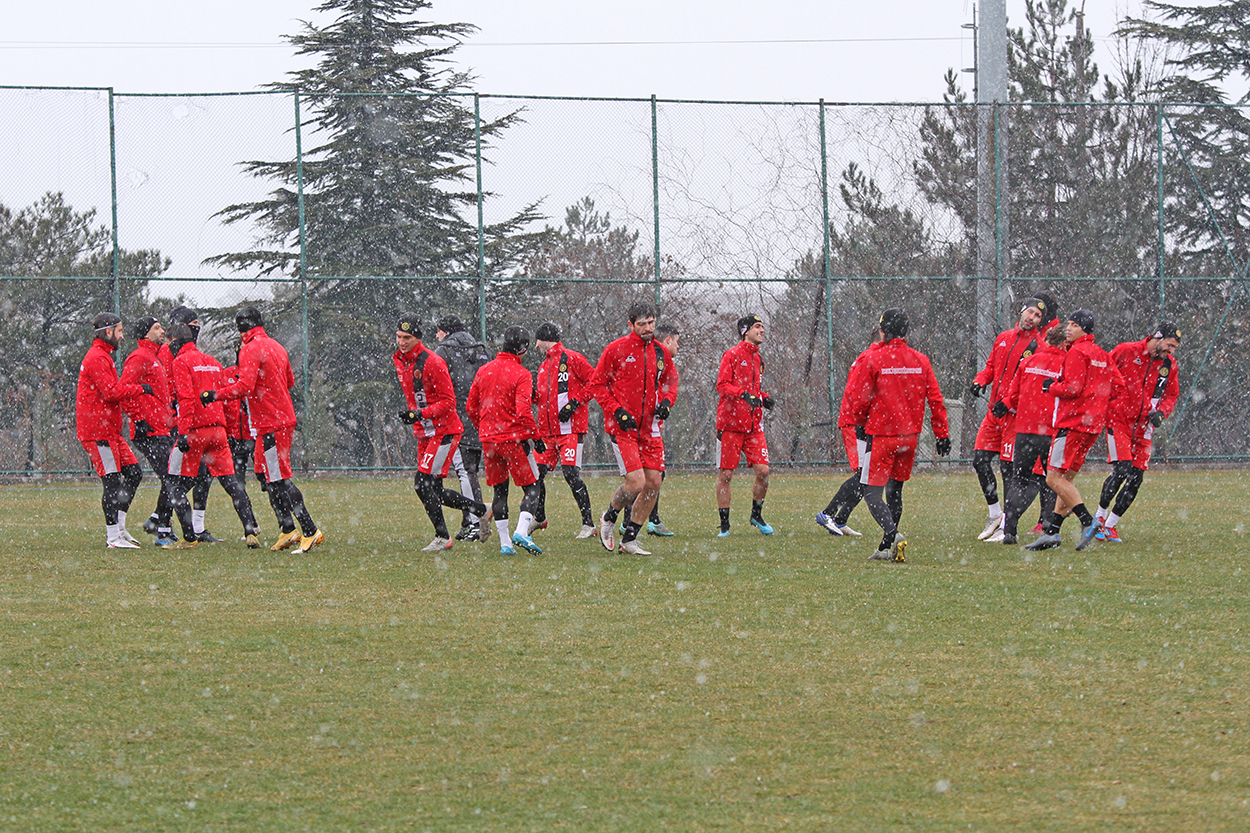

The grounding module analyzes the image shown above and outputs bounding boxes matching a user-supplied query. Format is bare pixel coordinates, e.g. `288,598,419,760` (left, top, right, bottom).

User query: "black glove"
742,392,763,408
1148,409,1165,427
762,394,775,410
854,425,868,442
200,390,216,406
176,435,190,453
399,410,420,425
991,400,1009,419
133,419,152,438
969,383,988,397
533,438,547,454
936,437,952,457
614,407,637,432
655,399,672,421
1041,378,1054,392
557,399,580,422
140,384,154,396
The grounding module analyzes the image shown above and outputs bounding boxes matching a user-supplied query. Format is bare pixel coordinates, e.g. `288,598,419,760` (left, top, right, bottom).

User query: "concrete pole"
975,0,1008,358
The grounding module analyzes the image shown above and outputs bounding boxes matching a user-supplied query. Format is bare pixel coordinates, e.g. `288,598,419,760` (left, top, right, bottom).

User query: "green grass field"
2,469,1248,831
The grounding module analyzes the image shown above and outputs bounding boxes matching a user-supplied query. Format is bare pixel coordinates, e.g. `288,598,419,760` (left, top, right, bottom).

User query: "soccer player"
815,327,881,538
433,315,492,541
221,345,256,495
714,314,774,537
1026,309,1122,551
967,293,1057,541
76,313,151,548
997,324,1068,545
1090,321,1181,544
392,313,490,552
119,316,184,546
644,322,682,536
203,306,324,555
158,305,221,543
588,300,679,556
849,308,952,562
533,321,597,539
165,322,261,549
466,326,544,556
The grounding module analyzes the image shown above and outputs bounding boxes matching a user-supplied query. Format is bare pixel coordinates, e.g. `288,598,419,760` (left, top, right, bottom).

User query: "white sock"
1095,506,1108,522
1106,512,1121,528
192,510,205,534
988,502,1002,519
106,522,120,542
515,511,534,537
118,510,128,533
495,519,511,541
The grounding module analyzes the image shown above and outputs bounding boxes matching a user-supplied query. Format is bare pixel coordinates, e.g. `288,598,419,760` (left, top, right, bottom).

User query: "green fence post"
295,90,310,435
475,93,487,340
993,102,1003,331
651,94,661,308
820,99,835,446
1157,102,1165,312
107,88,120,315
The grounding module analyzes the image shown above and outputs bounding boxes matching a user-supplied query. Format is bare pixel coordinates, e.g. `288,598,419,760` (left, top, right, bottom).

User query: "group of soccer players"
75,293,1180,562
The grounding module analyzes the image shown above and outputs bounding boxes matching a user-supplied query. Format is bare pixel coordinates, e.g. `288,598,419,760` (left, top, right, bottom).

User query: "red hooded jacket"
849,337,949,439
1003,343,1066,437
120,338,173,437
392,342,463,438
1109,339,1180,436
172,342,227,432
76,338,146,441
466,351,537,443
588,331,678,440
535,342,595,437
1049,334,1123,433
716,340,768,433
214,327,297,434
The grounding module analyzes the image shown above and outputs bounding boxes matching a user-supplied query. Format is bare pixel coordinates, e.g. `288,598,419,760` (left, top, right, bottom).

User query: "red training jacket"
221,365,250,440
76,338,147,442
214,327,297,434
1049,334,1123,433
1109,339,1180,436
850,337,949,439
392,342,463,438
120,338,173,437
172,342,227,432
973,320,1054,404
466,351,537,443
838,343,880,428
535,342,595,437
716,340,768,433
588,331,678,440
1003,343,1066,437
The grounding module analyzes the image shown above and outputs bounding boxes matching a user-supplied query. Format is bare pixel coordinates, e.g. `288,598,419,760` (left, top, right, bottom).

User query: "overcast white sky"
2,0,1141,101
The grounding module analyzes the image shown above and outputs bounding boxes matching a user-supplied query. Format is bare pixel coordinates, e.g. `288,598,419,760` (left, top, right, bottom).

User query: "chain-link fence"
3,87,1248,475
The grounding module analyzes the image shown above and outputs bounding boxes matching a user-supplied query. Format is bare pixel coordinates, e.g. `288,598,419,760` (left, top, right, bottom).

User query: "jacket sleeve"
421,357,458,420
715,347,741,400
216,345,257,402
88,353,145,405
1003,361,1024,412
588,347,621,416
465,374,483,427
925,359,950,438
973,338,999,386
572,351,595,399
118,352,147,417
659,344,679,404
848,360,876,427
514,371,538,437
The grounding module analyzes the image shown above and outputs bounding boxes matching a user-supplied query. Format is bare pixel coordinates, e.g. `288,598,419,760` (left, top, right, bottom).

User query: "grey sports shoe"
620,539,652,555
647,521,674,536
1024,532,1062,551
575,524,596,539
1075,521,1102,552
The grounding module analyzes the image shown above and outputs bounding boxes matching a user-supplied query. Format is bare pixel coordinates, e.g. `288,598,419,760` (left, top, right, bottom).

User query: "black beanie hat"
167,322,196,356
1069,309,1096,334
1034,291,1058,323
437,315,465,335
879,308,909,339
169,305,199,325
133,316,159,341
737,314,763,339
535,322,561,343
1154,321,1181,343
236,306,265,334
92,312,122,332
396,312,422,340
502,325,531,356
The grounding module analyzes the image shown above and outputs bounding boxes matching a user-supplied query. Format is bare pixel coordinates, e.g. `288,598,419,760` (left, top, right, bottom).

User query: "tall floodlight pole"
975,0,1009,358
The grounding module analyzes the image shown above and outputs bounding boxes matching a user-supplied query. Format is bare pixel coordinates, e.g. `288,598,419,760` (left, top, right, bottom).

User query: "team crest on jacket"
1159,366,1169,377
1023,349,1033,358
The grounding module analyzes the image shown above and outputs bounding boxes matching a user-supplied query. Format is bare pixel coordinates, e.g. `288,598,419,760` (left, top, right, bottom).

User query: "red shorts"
859,433,918,487
256,426,295,482
171,426,234,478
1106,423,1152,470
840,426,861,471
974,410,1007,453
536,433,584,468
417,433,461,478
998,413,1017,464
81,437,138,477
1048,428,1098,473
482,440,539,487
610,432,665,475
717,429,769,469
